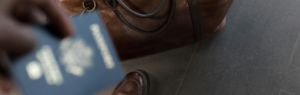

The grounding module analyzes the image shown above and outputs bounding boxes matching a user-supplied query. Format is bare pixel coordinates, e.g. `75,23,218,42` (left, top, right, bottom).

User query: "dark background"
99,0,300,95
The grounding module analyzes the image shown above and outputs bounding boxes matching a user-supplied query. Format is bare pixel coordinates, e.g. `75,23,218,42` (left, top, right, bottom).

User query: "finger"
5,0,73,37
0,16,35,57
35,0,74,37
0,50,10,78
12,4,47,24
0,50,13,94
0,32,25,95
0,0,17,12
0,75,14,94
0,75,19,95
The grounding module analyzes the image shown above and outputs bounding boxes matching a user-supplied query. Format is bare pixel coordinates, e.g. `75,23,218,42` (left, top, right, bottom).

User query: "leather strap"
89,0,202,39
187,0,203,41
117,0,166,18
104,0,176,34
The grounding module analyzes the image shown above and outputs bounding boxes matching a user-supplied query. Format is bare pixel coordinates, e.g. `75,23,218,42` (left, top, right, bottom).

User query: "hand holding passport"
0,0,73,81
2,11,124,95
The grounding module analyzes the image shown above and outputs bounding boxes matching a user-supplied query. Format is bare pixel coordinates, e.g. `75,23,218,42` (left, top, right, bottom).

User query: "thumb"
0,50,14,94
0,50,10,78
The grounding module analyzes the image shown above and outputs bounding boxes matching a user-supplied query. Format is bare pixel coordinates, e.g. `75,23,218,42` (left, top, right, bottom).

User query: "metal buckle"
81,0,97,16
82,0,97,11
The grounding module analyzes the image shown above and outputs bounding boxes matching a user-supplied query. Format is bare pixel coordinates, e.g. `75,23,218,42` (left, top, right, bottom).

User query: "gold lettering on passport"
26,45,64,86
36,45,63,86
60,38,94,77
90,24,115,69
26,61,43,80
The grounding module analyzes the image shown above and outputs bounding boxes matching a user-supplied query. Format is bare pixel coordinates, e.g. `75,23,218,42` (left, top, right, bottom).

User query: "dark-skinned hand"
0,0,73,94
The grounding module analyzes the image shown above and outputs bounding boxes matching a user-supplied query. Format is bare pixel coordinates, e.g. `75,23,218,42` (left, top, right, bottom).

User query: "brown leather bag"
58,0,233,60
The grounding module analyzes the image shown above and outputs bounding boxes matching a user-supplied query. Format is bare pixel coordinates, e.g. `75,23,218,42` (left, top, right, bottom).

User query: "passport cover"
11,11,124,95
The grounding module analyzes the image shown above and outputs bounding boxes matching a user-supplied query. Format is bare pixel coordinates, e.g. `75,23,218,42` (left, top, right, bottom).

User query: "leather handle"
117,0,166,18
187,0,203,40
105,0,176,34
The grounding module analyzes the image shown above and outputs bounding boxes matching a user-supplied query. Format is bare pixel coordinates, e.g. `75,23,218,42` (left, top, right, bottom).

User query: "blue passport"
11,11,124,95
